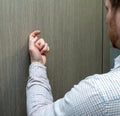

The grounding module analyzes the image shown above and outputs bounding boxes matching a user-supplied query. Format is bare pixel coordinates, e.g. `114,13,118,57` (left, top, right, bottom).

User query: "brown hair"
110,0,120,9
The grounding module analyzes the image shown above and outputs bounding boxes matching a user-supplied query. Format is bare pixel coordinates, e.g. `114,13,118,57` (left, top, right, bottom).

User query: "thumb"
29,37,38,48
29,38,40,54
32,36,38,43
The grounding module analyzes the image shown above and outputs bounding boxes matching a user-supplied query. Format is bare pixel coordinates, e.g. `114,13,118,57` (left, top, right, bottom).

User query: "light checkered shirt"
26,55,120,116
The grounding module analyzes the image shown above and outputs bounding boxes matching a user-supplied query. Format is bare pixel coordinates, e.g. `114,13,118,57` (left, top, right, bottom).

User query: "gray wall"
0,0,109,116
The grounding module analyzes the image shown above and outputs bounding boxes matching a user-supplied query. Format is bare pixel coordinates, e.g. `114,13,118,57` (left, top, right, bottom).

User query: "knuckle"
40,38,44,42
46,43,48,47
40,41,45,46
48,47,50,51
41,44,45,48
43,48,47,52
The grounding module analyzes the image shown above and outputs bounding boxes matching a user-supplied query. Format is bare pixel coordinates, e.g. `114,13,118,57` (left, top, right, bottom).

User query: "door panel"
0,0,105,116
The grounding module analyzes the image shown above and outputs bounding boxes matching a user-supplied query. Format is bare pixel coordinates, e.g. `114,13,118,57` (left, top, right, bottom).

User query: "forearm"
26,62,53,116
26,62,73,116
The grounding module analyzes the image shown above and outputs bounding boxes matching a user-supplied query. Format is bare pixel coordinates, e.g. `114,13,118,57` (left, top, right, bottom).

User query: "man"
26,0,120,115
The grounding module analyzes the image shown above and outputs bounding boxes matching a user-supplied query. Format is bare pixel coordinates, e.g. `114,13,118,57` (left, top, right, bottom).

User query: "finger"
29,36,38,46
45,46,50,55
35,38,45,50
39,38,45,50
43,46,50,55
47,46,50,52
29,30,41,38
35,41,40,50
41,43,49,55
29,30,41,44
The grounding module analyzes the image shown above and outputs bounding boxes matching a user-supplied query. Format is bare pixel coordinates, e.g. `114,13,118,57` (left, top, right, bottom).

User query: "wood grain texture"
47,0,103,99
0,0,108,116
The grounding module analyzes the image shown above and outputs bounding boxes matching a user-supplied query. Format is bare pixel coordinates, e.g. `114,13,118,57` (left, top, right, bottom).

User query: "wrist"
31,60,45,66
30,58,45,66
30,55,46,66
31,60,44,65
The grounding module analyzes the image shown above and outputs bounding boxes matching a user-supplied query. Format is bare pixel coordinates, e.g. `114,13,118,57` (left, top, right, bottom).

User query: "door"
0,0,108,116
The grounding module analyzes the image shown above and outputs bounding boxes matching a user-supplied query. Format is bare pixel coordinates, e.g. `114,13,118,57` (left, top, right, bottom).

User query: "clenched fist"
29,30,50,65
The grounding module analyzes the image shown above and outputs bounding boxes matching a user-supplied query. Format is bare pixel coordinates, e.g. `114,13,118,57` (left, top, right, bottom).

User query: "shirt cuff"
29,62,47,79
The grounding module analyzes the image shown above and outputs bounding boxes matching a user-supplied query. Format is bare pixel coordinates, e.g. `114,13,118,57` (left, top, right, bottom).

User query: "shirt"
26,55,120,116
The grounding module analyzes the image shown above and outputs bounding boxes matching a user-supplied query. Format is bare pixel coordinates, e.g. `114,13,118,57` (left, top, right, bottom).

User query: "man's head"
109,0,120,9
105,0,120,49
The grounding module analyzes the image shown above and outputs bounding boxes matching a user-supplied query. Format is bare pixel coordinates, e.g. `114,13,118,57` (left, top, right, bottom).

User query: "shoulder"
83,71,120,101
70,71,120,115
68,74,104,115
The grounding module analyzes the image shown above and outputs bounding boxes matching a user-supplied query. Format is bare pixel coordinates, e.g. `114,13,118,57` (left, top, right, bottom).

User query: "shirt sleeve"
26,62,105,116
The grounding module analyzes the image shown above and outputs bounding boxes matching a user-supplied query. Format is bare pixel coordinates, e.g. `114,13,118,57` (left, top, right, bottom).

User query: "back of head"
110,0,120,10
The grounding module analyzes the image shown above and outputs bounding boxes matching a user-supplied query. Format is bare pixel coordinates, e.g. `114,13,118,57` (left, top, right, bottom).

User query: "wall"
0,0,109,116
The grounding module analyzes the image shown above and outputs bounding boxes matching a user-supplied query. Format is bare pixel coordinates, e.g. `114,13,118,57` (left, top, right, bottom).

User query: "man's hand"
29,30,50,65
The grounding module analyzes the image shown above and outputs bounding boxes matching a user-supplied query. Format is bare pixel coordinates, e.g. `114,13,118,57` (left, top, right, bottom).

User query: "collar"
113,55,120,69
